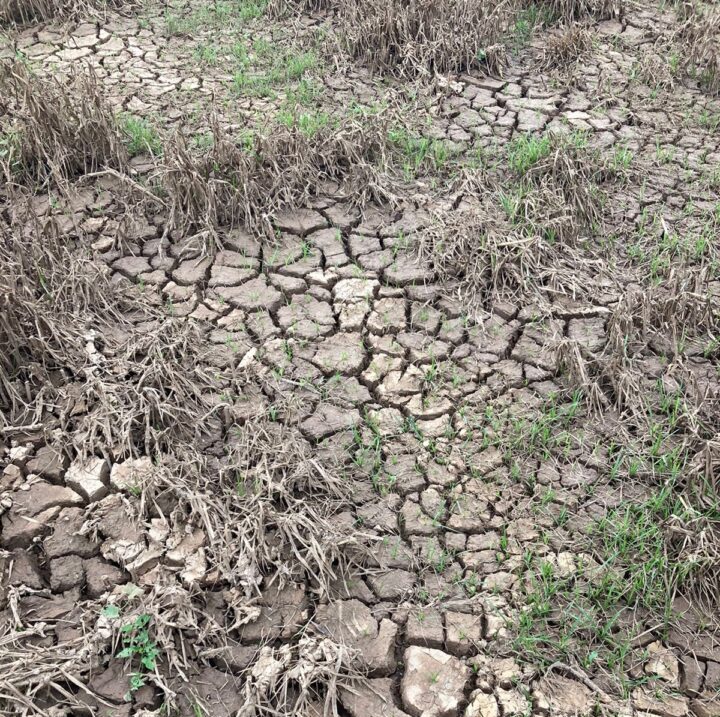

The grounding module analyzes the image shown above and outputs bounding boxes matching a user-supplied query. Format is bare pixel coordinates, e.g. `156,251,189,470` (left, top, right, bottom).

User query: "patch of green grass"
654,139,674,165
278,109,332,136
594,489,687,612
232,70,273,97
507,132,552,175
0,130,21,173
194,42,219,65
285,77,323,107
509,3,553,50
165,0,267,35
284,51,317,80
698,108,720,133
512,394,718,694
120,115,162,157
628,206,719,281
499,184,527,223
502,391,583,460
388,127,455,179
612,143,633,171
352,417,399,495
232,49,318,99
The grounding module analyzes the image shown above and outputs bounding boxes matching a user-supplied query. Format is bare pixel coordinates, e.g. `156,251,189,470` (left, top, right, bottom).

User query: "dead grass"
271,0,621,76
274,0,512,76
0,211,121,422
0,202,372,715
540,24,593,69
267,0,333,14
420,132,612,309
0,61,127,190
336,0,511,76
538,0,622,22
674,1,720,94
0,0,131,23
633,43,678,91
0,59,397,246
0,206,215,455
0,61,396,243
160,113,393,243
518,133,609,230
146,417,370,597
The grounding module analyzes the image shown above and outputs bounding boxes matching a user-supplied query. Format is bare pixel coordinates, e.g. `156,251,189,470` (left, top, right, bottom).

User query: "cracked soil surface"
1,1,720,716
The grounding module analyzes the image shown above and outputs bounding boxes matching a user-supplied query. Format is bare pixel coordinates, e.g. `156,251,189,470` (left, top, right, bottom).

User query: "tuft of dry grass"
419,200,596,312
267,0,333,14
272,0,621,76
0,0,131,23
1,200,373,716
633,43,678,91
160,113,393,242
515,132,609,231
0,61,127,190
538,0,622,22
674,1,720,95
0,221,209,455
335,0,510,76
273,0,512,76
0,212,121,421
420,132,612,310
540,24,593,69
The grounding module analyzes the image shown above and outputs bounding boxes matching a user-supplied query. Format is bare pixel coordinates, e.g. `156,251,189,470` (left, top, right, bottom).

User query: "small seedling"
116,614,160,701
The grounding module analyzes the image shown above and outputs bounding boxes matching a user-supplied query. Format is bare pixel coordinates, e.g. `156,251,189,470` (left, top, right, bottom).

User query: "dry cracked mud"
1,1,720,716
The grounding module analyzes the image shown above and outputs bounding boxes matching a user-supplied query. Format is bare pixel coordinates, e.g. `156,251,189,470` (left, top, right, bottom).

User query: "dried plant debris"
333,0,511,77
160,113,392,240
271,0,511,76
0,226,210,453
540,24,593,69
538,0,622,23
0,0,132,23
0,209,371,716
419,132,614,308
272,0,622,76
674,1,720,94
3,1,720,716
0,61,127,189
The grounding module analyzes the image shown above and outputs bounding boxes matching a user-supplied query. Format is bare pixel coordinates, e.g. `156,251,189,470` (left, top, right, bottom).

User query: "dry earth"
1,1,720,716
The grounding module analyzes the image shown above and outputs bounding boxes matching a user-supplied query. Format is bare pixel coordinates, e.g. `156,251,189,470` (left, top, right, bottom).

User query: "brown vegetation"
0,0,131,22
0,61,127,189
160,113,393,241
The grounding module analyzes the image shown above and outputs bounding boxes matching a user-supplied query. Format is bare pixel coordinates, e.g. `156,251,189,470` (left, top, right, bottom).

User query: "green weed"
278,109,332,137
120,115,162,157
612,144,633,171
388,127,454,179
232,50,318,98
114,613,160,700
510,4,552,50
507,133,552,175
0,130,21,174
165,0,267,35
